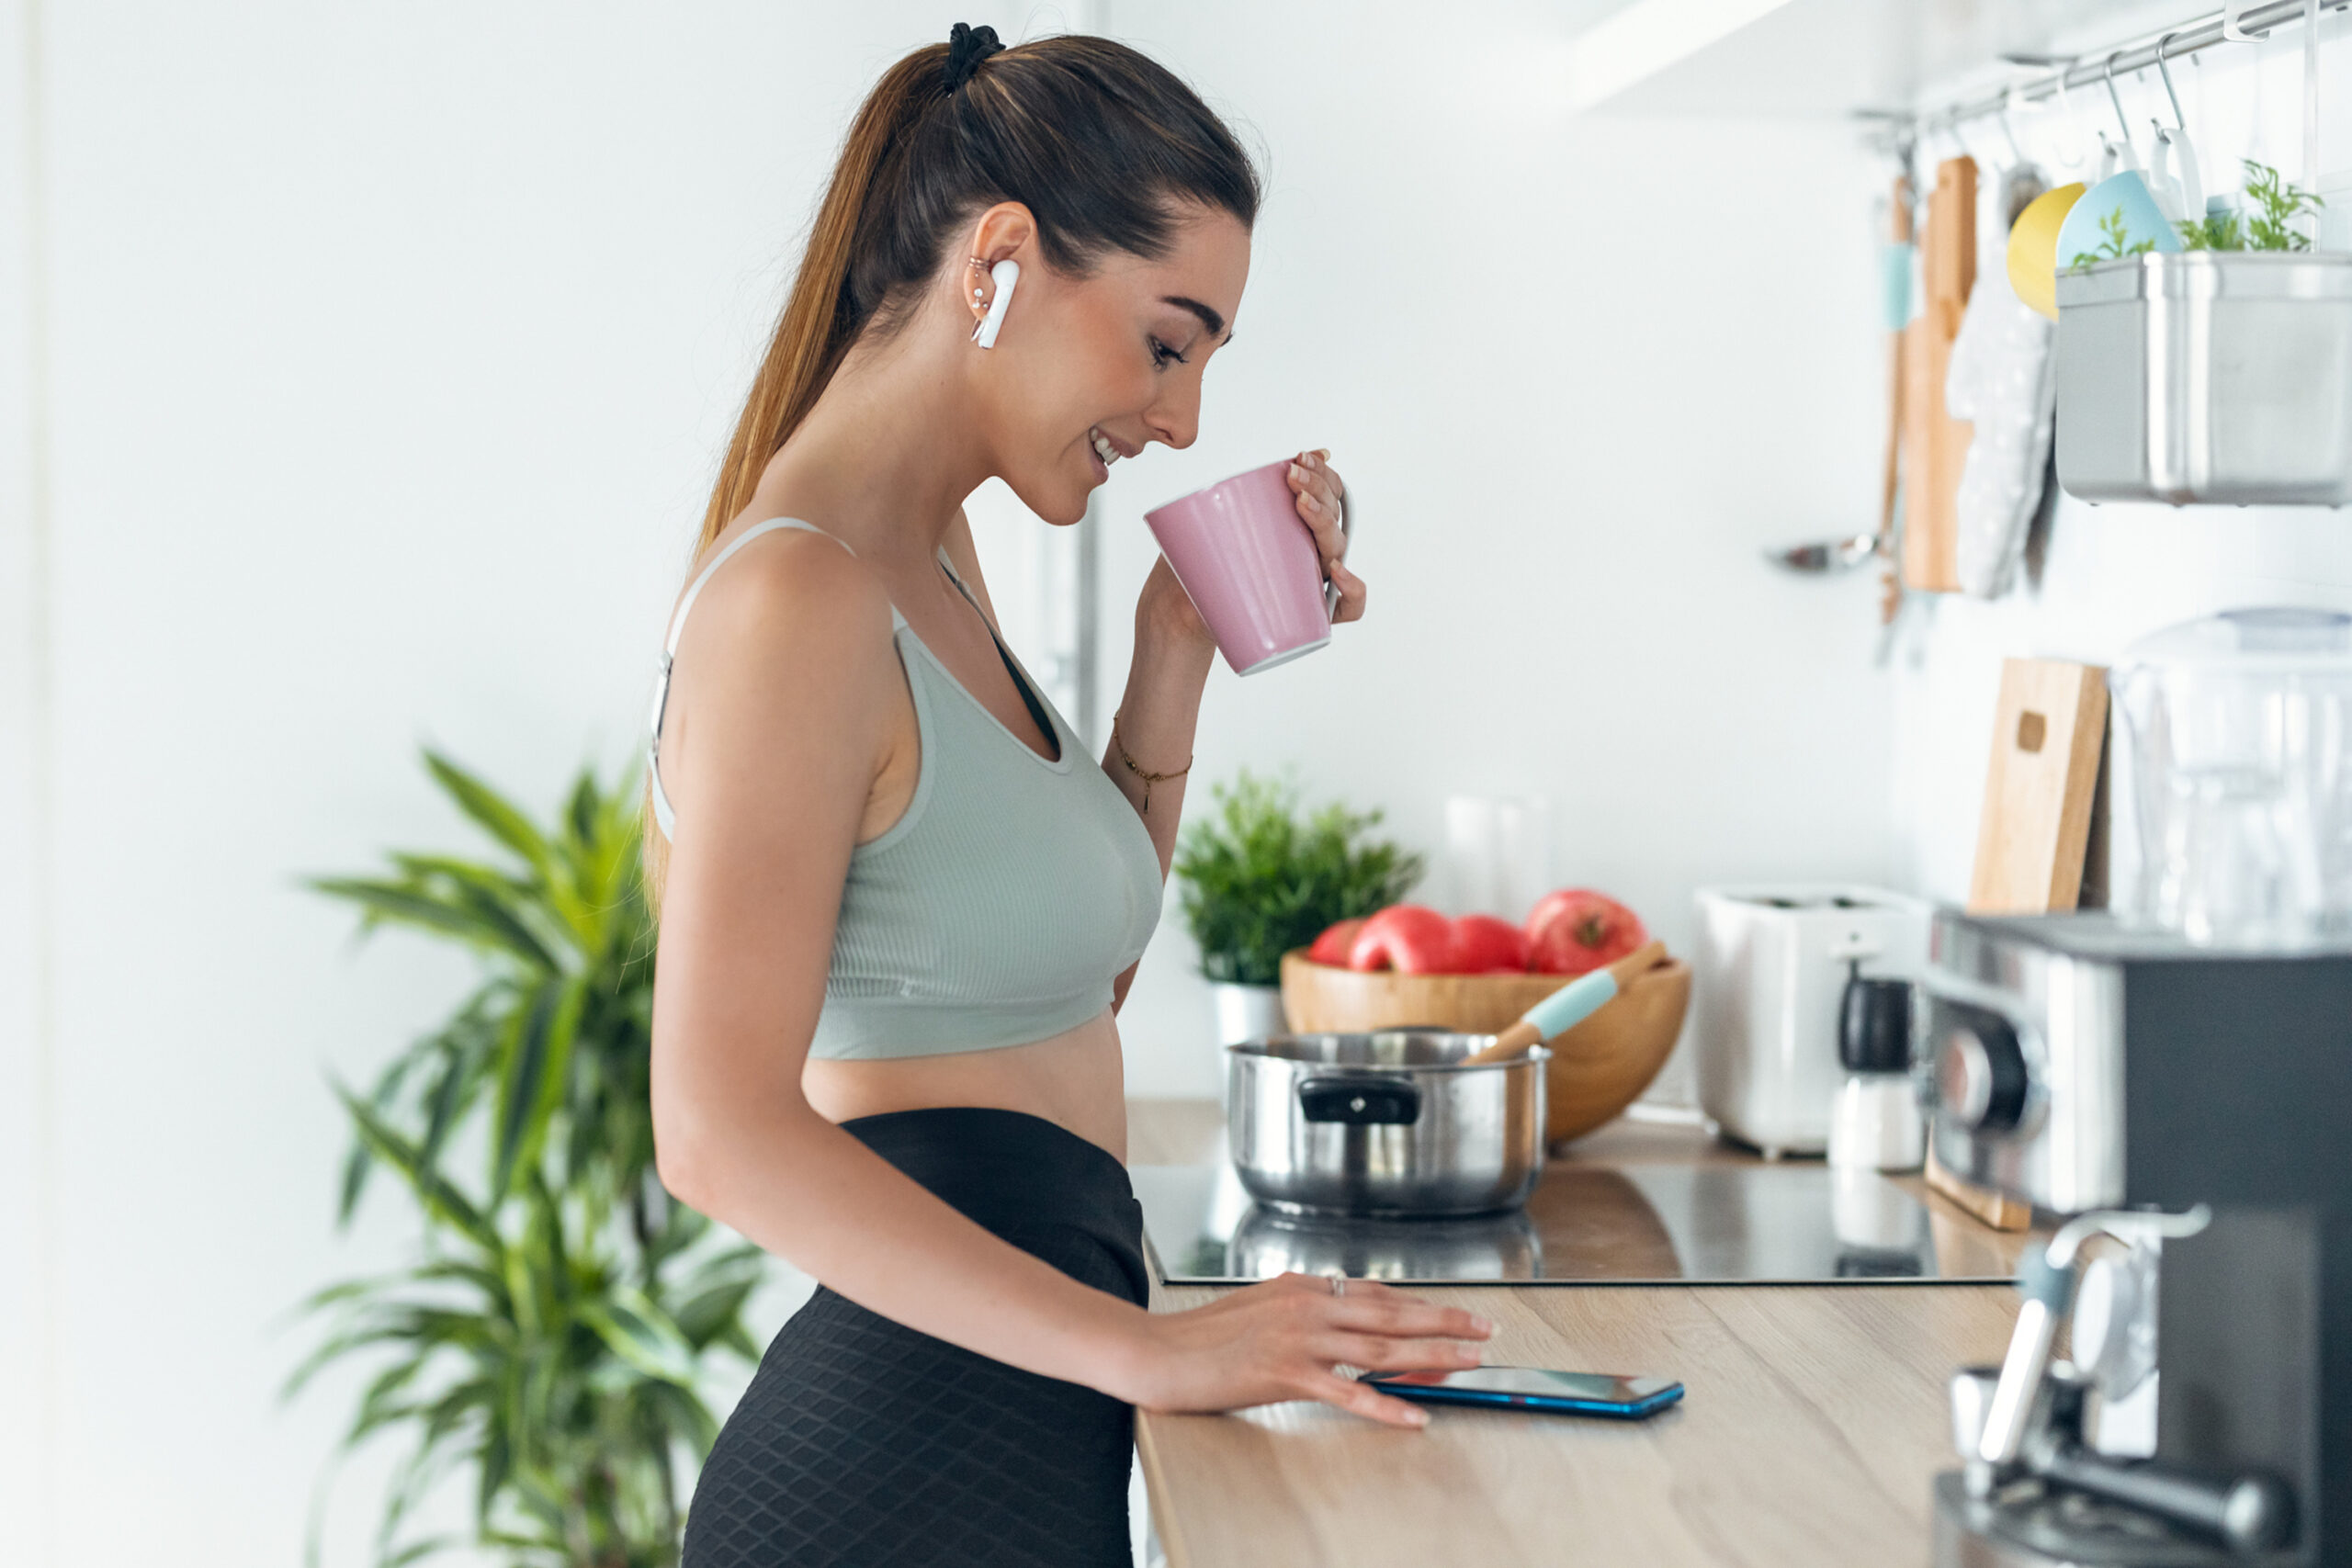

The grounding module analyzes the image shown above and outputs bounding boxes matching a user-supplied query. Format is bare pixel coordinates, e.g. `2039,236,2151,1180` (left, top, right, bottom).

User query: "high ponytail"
690,28,1261,558
695,47,951,550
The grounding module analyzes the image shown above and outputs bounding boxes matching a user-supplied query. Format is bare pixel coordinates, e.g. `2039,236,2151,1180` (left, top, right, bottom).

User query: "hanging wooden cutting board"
1967,657,2109,916
1901,155,1976,593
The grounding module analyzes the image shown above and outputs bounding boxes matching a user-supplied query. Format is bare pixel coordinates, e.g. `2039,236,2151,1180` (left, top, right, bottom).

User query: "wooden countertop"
1126,1100,2022,1568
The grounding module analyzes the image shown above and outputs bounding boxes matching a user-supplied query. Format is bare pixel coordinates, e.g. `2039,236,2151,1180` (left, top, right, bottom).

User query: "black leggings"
682,1108,1148,1568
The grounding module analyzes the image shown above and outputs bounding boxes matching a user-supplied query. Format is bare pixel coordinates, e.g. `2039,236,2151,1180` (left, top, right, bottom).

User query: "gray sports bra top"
648,518,1163,1059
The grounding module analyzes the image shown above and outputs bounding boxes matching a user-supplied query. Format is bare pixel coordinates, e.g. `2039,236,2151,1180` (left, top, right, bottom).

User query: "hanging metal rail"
1906,0,2347,133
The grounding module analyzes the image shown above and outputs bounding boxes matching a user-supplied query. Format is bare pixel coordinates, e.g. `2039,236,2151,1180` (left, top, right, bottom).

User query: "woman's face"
972,205,1252,525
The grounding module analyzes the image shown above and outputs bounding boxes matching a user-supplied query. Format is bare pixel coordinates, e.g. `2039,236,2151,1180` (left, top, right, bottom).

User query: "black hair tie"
943,22,1002,93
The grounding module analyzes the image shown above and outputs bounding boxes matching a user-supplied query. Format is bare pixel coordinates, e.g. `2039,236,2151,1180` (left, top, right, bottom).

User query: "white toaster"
1690,885,1936,1158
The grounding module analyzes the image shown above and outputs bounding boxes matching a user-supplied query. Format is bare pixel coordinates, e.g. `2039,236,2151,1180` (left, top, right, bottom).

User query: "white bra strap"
649,518,894,840
663,517,856,656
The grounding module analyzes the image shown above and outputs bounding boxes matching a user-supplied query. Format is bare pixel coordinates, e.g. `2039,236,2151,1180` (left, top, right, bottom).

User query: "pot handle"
1298,1077,1421,1125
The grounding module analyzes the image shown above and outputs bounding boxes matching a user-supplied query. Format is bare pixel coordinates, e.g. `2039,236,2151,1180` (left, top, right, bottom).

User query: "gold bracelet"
1110,710,1192,812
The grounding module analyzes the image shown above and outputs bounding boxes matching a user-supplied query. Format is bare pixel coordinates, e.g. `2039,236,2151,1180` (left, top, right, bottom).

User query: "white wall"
1890,15,2352,899
1093,0,1896,1098
6,2,1903,1562
6,5,1045,1563
2,0,56,1551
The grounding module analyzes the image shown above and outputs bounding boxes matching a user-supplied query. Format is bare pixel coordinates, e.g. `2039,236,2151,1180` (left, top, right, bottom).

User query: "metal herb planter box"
2054,251,2352,506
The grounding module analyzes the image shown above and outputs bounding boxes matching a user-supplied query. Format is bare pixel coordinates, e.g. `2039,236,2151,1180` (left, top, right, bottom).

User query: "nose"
1146,373,1203,451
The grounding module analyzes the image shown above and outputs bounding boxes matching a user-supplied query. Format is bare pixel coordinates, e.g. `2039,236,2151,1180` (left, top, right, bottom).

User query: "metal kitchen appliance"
1224,1031,1548,1216
1919,911,2352,1565
1691,885,1934,1157
2054,251,2352,506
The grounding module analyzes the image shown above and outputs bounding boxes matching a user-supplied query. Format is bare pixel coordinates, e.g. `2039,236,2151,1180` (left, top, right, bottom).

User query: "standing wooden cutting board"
1938,656,2111,1229
1967,658,2109,915
1901,156,1976,593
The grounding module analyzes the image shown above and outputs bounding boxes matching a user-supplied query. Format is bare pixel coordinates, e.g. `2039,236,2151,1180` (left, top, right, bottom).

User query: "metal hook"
2048,60,2087,169
1997,85,2028,164
2101,51,2133,142
2153,32,2187,129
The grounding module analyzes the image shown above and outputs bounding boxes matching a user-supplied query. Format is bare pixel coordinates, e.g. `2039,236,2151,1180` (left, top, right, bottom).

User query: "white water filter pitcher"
2109,607,2352,948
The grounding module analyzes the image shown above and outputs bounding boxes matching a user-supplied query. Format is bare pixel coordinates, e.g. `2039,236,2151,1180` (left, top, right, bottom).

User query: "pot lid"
2113,606,2352,679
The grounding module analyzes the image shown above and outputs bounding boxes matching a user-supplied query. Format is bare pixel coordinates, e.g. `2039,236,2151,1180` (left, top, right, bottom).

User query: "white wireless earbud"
972,259,1019,349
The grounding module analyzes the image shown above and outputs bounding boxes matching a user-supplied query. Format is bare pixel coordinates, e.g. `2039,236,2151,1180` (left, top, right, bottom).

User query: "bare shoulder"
658,525,907,838
672,526,898,690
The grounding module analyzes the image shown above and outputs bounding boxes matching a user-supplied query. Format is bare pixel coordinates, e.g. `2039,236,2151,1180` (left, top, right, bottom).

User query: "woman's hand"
1105,1271,1493,1428
1288,448,1364,624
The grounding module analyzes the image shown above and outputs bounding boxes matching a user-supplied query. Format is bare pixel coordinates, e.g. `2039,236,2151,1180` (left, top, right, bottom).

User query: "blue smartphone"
1363,1366,1684,1419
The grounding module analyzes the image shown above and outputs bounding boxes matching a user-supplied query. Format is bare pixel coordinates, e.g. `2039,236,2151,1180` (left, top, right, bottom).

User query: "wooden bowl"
1542,959,1690,1145
1279,950,1568,1035
1277,950,1690,1145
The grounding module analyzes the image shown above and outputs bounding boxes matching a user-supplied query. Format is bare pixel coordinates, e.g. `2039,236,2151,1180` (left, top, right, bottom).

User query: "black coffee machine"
1919,913,2352,1566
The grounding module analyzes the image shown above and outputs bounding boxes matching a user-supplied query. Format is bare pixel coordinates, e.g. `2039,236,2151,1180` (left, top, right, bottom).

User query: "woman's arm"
649,525,1476,1427
1102,451,1359,1008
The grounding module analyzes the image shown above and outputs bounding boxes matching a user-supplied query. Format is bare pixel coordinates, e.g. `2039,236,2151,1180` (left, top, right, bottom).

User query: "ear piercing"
970,258,1020,350
968,257,989,307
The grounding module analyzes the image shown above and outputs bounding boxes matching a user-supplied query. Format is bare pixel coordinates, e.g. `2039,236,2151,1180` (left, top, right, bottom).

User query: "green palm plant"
288,752,762,1568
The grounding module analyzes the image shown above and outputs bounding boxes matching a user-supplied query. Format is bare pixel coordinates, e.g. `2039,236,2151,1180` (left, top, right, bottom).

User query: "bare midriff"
801,1011,1130,1165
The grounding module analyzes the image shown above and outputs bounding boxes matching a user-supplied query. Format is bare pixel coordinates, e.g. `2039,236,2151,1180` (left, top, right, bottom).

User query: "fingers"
1286,454,1347,549
1320,1333,1484,1374
1327,559,1367,623
1329,1295,1494,1341
1307,1369,1430,1429
1283,1275,1495,1340
1285,452,1358,623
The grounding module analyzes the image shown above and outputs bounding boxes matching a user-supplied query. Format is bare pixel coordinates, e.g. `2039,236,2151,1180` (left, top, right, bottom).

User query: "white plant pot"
1210,981,1287,1048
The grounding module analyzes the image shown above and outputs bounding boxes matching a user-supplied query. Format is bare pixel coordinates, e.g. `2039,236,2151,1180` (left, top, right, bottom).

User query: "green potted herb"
2056,159,2348,505
1172,772,1423,1052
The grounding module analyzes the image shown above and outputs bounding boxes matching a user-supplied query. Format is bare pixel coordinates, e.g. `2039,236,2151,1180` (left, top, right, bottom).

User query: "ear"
961,201,1038,326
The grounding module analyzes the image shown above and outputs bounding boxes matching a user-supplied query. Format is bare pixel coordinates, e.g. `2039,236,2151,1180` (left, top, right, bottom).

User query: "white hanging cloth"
1948,172,2057,600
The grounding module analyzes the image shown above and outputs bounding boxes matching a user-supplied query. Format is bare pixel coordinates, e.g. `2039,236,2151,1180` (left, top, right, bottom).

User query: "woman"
648,25,1492,1567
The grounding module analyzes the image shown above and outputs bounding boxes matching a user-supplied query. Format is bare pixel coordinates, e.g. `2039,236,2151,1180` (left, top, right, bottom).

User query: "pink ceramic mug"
1143,458,1351,676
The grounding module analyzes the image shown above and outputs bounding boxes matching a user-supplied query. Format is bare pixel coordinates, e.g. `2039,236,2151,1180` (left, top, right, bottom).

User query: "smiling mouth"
1090,426,1132,468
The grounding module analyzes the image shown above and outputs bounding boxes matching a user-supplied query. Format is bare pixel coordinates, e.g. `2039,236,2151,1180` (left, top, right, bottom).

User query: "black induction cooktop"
1135,1155,2027,1287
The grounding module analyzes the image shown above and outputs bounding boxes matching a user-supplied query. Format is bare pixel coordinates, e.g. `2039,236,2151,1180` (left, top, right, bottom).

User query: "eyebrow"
1161,295,1231,343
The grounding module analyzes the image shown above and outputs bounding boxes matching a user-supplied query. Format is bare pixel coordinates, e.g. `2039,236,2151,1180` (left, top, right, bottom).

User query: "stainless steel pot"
1225,1031,1549,1216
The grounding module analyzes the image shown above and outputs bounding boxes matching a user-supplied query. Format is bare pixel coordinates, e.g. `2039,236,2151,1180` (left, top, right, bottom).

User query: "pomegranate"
1450,913,1531,973
1347,905,1458,975
1524,888,1648,976
1305,918,1366,967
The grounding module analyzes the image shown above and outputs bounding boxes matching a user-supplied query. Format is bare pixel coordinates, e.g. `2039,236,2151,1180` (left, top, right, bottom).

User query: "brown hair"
647,27,1259,879
695,27,1261,556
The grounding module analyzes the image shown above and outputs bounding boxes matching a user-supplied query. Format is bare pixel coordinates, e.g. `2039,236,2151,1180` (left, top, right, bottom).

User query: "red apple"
1347,905,1458,975
1450,913,1530,974
1524,888,1648,976
1306,918,1366,967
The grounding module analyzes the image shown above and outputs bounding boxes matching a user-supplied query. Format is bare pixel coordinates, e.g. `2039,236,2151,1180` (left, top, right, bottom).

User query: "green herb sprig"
1173,772,1423,986
2243,159,2324,251
2172,159,2325,253
2070,207,2156,270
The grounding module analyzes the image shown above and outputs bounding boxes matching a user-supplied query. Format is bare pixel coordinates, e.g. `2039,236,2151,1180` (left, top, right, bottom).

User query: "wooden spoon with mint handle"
1459,941,1669,1066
